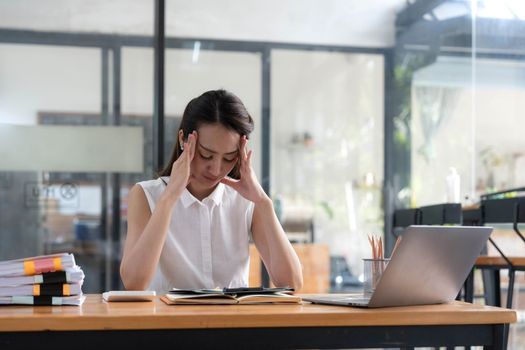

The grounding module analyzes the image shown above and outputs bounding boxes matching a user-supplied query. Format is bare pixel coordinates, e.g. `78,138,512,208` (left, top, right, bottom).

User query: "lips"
203,175,219,182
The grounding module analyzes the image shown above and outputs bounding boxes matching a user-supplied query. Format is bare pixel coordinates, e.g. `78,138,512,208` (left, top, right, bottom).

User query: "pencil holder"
363,258,390,295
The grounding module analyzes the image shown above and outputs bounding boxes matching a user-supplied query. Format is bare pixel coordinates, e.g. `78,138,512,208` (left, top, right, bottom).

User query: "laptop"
303,225,492,308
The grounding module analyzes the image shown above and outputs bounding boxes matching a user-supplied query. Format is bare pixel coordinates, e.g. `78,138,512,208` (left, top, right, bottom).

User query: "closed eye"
199,152,213,160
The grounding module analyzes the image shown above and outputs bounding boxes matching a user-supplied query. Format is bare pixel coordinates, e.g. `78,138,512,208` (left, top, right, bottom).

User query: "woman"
120,89,303,293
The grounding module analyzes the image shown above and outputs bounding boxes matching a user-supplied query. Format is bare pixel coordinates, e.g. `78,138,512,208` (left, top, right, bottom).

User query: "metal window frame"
0,7,389,289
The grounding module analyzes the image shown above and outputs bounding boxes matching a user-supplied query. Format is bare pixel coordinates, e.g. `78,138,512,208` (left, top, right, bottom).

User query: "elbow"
123,281,149,291
273,259,303,292
290,257,304,292
292,271,304,292
120,261,134,290
120,260,149,291
268,267,303,292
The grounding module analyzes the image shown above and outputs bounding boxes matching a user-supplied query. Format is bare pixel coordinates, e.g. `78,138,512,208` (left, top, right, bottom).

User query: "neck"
187,182,217,201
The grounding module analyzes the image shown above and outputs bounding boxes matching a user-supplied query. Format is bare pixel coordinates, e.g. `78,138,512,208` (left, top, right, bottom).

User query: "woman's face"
186,123,240,190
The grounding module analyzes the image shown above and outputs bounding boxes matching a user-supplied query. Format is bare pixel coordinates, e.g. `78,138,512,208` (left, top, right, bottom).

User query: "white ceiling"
0,0,407,47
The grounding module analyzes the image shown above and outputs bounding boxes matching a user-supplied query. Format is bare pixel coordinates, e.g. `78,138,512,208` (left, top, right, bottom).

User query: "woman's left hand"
220,136,268,204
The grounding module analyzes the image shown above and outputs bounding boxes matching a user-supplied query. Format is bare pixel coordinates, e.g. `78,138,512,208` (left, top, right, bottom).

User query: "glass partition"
1,0,388,296
0,1,154,292
163,47,262,177
271,49,384,288
392,0,525,346
399,0,525,207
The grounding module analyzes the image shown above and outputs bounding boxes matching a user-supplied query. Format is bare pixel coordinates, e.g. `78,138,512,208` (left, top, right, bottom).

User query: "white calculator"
102,290,156,302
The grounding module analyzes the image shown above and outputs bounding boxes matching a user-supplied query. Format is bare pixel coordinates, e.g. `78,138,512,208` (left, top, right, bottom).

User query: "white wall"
0,0,405,47
165,0,404,47
0,0,155,35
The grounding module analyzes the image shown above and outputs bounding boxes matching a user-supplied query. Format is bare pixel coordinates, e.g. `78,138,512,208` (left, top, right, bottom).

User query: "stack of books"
0,253,85,306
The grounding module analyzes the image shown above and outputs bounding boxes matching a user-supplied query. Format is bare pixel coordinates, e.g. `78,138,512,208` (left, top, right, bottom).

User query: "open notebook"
161,287,301,305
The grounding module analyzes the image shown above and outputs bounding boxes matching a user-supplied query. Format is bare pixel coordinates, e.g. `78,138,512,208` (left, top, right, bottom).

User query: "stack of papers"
161,287,302,305
0,253,85,306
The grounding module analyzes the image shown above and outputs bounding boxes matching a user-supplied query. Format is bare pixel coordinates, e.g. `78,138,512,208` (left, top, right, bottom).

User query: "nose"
208,158,221,177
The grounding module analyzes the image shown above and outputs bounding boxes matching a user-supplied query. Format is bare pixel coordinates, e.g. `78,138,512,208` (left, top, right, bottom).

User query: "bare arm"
120,131,198,290
120,186,176,290
251,198,303,290
221,136,303,290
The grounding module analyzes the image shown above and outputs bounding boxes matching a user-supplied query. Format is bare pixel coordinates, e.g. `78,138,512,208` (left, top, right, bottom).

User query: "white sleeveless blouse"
137,177,255,293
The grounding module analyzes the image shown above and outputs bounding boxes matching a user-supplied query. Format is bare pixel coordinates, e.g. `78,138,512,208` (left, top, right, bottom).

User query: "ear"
178,130,185,146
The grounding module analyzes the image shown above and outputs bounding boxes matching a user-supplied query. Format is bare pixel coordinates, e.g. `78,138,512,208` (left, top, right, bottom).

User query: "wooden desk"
476,256,525,267
0,295,516,349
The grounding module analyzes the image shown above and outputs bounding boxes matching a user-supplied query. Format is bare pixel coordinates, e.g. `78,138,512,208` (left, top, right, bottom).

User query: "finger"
183,138,190,160
242,136,248,158
246,150,253,166
240,150,252,172
238,136,245,156
237,136,245,167
179,139,191,169
182,133,191,154
189,131,197,160
220,176,240,188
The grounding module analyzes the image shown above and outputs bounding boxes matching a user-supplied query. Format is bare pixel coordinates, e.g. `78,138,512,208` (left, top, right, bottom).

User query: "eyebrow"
198,143,238,155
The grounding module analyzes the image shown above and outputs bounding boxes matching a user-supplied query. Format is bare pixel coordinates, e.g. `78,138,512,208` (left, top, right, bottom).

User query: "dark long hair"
158,89,254,179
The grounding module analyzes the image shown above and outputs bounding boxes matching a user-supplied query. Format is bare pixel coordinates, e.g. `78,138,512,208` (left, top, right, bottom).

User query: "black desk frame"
463,197,525,309
392,199,524,350
0,323,510,350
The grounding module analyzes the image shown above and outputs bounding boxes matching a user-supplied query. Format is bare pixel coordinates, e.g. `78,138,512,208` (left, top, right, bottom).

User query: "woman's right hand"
161,131,197,203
